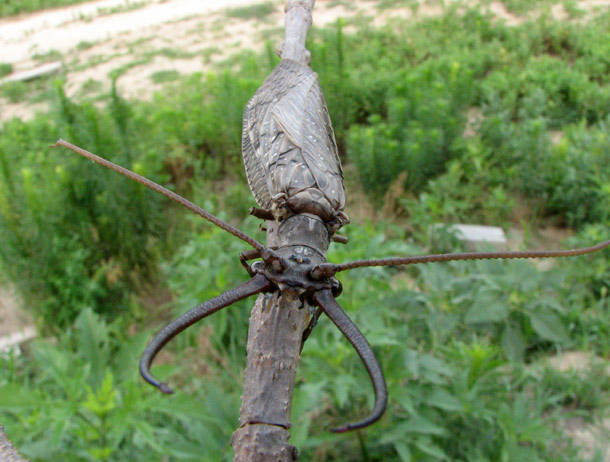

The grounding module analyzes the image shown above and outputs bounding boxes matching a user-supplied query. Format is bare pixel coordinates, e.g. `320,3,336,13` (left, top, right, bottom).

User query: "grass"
76,40,97,51
225,1,275,20
0,0,89,17
0,81,28,103
79,78,103,95
150,69,180,84
32,49,62,63
0,63,13,78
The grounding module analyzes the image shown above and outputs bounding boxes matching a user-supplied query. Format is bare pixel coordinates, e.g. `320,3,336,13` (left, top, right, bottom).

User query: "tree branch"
231,3,317,459
282,0,315,64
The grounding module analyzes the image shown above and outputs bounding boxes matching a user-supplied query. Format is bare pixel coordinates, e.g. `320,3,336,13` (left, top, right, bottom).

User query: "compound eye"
330,278,342,297
251,261,264,272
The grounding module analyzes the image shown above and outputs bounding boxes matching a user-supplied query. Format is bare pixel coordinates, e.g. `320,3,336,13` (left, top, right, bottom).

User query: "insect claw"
261,248,287,272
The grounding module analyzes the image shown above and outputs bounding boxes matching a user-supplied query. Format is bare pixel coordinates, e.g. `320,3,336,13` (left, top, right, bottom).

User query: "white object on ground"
449,224,508,245
0,326,36,353
0,61,62,84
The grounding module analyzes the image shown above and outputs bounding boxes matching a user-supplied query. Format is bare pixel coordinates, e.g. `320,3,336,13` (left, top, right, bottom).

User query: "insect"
53,58,609,433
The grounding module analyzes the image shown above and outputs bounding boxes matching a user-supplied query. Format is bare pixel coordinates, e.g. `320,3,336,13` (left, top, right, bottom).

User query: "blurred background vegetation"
0,0,609,460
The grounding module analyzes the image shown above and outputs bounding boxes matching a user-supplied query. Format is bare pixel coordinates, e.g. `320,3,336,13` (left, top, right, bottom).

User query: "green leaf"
406,414,448,436
529,310,570,344
426,388,463,412
414,436,449,460
0,384,45,409
394,441,412,462
465,289,509,324
74,307,109,388
419,354,453,384
82,370,117,417
501,323,525,362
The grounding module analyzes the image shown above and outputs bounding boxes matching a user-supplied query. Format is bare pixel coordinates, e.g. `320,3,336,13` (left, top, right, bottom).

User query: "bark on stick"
231,2,316,460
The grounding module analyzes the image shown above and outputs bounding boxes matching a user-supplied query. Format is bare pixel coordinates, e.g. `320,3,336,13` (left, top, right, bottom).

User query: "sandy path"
0,0,374,118
1,0,608,120
0,0,262,64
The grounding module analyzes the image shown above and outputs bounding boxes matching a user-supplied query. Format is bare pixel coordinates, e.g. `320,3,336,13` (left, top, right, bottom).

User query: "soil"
2,0,609,120
0,284,31,337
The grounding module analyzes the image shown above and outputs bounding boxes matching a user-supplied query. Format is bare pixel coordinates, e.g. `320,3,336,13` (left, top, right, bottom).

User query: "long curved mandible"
140,274,274,393
312,289,388,433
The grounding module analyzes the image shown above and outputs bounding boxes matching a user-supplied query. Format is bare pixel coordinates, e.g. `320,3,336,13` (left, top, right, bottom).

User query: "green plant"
225,2,275,20
563,0,585,18
150,69,180,84
80,78,103,95
347,56,473,200
503,0,552,15
77,41,96,51
0,81,28,103
0,0,90,17
0,308,235,461
0,62,12,78
0,85,167,328
32,49,62,63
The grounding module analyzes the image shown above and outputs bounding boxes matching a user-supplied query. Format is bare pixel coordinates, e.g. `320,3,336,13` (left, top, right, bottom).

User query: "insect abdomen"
242,59,347,229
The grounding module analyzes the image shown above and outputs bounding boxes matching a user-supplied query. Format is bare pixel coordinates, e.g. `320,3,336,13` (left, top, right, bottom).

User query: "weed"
225,2,275,20
0,0,88,17
0,81,28,103
80,78,103,95
150,70,180,84
201,46,221,64
563,1,585,18
32,49,62,63
76,40,96,51
0,63,13,78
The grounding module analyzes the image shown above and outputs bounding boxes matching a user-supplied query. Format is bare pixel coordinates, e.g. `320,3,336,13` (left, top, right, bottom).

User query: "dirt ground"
0,285,30,337
2,0,609,120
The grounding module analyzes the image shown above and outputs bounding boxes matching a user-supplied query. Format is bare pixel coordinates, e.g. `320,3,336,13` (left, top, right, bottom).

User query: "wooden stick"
231,2,316,460
0,426,27,462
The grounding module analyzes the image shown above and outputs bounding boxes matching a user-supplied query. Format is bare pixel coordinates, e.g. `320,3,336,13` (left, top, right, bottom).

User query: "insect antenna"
312,240,610,277
52,139,265,251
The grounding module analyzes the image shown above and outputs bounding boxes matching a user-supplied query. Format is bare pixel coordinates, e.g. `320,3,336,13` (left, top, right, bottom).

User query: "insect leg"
140,273,274,393
249,206,274,221
240,249,262,276
312,290,388,433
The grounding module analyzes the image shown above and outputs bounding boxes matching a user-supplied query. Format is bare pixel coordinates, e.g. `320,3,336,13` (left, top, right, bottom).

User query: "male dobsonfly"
53,58,609,433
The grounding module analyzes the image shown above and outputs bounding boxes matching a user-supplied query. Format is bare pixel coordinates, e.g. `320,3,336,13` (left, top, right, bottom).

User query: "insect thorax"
267,213,330,263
